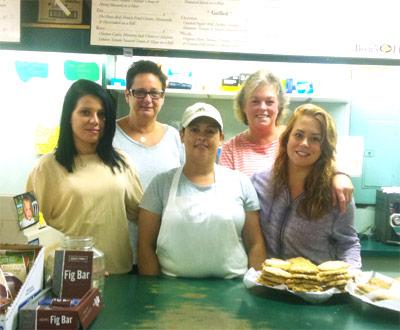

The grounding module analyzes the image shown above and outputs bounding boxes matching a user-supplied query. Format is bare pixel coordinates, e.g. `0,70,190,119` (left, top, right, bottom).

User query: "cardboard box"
38,0,83,24
0,245,44,330
0,194,65,248
0,194,65,282
19,287,103,330
53,250,93,299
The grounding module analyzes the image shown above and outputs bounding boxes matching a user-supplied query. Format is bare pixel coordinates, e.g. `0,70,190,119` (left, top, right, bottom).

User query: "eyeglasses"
129,88,165,99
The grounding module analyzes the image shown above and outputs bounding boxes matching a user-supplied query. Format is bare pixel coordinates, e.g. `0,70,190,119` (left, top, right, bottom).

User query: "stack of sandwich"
355,276,400,301
257,257,352,292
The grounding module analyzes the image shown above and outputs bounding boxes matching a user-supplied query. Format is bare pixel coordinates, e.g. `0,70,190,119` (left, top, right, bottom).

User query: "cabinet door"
350,67,400,204
363,120,400,187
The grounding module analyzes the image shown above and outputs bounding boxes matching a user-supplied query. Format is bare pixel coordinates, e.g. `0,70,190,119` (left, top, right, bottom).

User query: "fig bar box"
19,287,103,330
53,250,93,298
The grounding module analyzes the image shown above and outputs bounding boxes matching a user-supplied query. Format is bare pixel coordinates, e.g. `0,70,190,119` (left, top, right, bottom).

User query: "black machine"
374,189,400,245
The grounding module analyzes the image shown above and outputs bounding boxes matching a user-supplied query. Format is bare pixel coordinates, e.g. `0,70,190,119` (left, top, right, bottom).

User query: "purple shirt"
251,170,361,269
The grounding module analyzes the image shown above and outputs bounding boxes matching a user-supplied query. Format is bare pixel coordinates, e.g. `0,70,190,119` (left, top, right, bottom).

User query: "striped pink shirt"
219,131,279,177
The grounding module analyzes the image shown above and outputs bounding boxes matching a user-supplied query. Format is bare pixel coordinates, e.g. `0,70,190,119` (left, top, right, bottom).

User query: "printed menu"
90,0,400,59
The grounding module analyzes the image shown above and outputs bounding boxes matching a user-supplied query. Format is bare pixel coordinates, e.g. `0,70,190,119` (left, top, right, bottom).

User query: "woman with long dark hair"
27,79,143,274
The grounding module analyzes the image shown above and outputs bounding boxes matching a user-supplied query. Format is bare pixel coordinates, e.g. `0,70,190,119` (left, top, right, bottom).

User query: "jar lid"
62,236,94,250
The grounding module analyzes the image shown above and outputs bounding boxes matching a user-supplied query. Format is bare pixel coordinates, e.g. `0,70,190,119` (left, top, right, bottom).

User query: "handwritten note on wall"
0,0,20,42
90,0,400,59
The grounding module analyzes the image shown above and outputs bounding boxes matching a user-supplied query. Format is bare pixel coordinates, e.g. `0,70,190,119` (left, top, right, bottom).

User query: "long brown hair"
273,104,337,219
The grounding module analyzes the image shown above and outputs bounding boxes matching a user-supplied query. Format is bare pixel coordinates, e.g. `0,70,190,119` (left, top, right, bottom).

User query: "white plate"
345,271,400,313
243,268,342,304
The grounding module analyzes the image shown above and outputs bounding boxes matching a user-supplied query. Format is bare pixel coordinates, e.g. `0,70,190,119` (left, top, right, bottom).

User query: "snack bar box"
0,244,44,330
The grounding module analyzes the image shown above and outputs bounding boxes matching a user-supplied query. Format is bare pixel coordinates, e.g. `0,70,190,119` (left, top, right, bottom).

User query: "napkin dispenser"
374,189,400,245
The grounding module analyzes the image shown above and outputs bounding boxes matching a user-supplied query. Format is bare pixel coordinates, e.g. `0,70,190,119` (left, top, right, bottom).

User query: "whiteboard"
90,0,400,59
0,0,20,42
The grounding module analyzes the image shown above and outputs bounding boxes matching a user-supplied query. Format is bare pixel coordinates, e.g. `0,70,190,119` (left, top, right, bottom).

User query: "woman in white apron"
138,102,266,278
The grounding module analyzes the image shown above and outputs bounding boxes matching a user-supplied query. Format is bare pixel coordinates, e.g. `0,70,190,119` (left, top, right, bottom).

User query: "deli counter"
91,274,399,330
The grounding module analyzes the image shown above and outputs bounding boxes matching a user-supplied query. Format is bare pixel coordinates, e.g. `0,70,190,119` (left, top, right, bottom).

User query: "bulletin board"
90,0,400,60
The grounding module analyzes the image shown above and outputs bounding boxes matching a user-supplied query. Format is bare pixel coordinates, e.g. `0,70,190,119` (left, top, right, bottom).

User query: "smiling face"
71,95,105,154
287,115,322,171
181,117,224,163
23,199,33,220
244,84,279,130
125,72,165,121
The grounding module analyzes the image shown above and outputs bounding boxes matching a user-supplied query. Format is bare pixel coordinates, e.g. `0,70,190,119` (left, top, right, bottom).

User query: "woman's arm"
124,158,144,224
332,201,362,269
218,141,235,169
137,208,162,275
242,211,267,270
331,173,354,214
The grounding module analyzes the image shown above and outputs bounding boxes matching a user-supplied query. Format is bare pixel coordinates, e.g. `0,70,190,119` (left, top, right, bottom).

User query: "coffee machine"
374,188,400,245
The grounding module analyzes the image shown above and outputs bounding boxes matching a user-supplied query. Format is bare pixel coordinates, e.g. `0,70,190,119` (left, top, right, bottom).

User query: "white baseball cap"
181,102,223,130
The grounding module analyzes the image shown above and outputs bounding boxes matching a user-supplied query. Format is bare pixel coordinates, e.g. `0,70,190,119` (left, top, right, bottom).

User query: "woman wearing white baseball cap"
138,102,266,278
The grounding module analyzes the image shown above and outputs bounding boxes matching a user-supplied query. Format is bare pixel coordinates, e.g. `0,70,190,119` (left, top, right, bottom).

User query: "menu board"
0,0,20,42
90,0,400,59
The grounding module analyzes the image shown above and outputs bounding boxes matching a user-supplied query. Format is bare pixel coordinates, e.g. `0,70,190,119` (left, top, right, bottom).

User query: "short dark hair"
126,60,167,90
55,79,127,173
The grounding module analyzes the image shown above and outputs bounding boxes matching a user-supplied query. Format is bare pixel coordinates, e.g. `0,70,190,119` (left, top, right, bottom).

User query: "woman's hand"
331,174,354,213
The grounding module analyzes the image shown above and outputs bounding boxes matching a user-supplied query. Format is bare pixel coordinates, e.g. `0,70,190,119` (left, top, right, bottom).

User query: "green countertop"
91,275,399,330
360,236,400,257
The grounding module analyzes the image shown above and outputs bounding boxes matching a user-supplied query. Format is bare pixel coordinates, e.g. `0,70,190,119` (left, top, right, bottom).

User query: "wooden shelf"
22,23,90,30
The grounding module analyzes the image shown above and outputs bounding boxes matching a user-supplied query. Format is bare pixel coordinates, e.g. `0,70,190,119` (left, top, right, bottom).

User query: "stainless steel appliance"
374,189,400,245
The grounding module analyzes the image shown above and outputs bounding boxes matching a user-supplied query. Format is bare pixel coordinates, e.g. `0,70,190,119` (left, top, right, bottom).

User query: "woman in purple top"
251,104,361,268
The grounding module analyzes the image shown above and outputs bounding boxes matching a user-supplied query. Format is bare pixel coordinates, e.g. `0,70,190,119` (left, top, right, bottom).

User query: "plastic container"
45,236,105,294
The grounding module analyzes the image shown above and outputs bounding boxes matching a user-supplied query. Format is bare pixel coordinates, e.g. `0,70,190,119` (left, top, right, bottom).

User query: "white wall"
0,51,104,195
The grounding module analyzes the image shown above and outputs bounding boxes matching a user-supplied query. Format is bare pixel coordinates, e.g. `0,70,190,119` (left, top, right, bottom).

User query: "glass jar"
45,236,105,294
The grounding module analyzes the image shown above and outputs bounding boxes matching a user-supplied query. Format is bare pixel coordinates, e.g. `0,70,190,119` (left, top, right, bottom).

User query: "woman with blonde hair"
220,69,354,213
251,104,361,268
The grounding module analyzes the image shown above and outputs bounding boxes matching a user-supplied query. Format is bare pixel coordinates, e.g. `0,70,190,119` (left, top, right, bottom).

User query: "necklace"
76,155,88,168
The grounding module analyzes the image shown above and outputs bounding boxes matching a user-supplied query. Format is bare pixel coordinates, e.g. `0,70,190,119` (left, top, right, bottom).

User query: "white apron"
156,166,248,278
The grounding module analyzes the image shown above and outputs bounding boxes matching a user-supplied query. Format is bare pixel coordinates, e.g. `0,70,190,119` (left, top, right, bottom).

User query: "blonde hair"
234,69,288,125
273,104,337,219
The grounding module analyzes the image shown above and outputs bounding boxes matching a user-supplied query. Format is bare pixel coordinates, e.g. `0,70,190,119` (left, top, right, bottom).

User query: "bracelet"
333,171,351,179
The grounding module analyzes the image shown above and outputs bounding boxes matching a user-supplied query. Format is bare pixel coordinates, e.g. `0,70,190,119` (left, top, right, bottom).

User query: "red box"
19,288,103,330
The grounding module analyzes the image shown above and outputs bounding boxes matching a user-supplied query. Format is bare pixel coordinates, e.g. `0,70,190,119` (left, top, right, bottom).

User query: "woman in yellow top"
26,79,143,274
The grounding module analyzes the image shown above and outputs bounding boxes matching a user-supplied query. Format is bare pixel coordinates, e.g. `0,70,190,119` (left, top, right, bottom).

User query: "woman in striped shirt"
219,69,353,213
